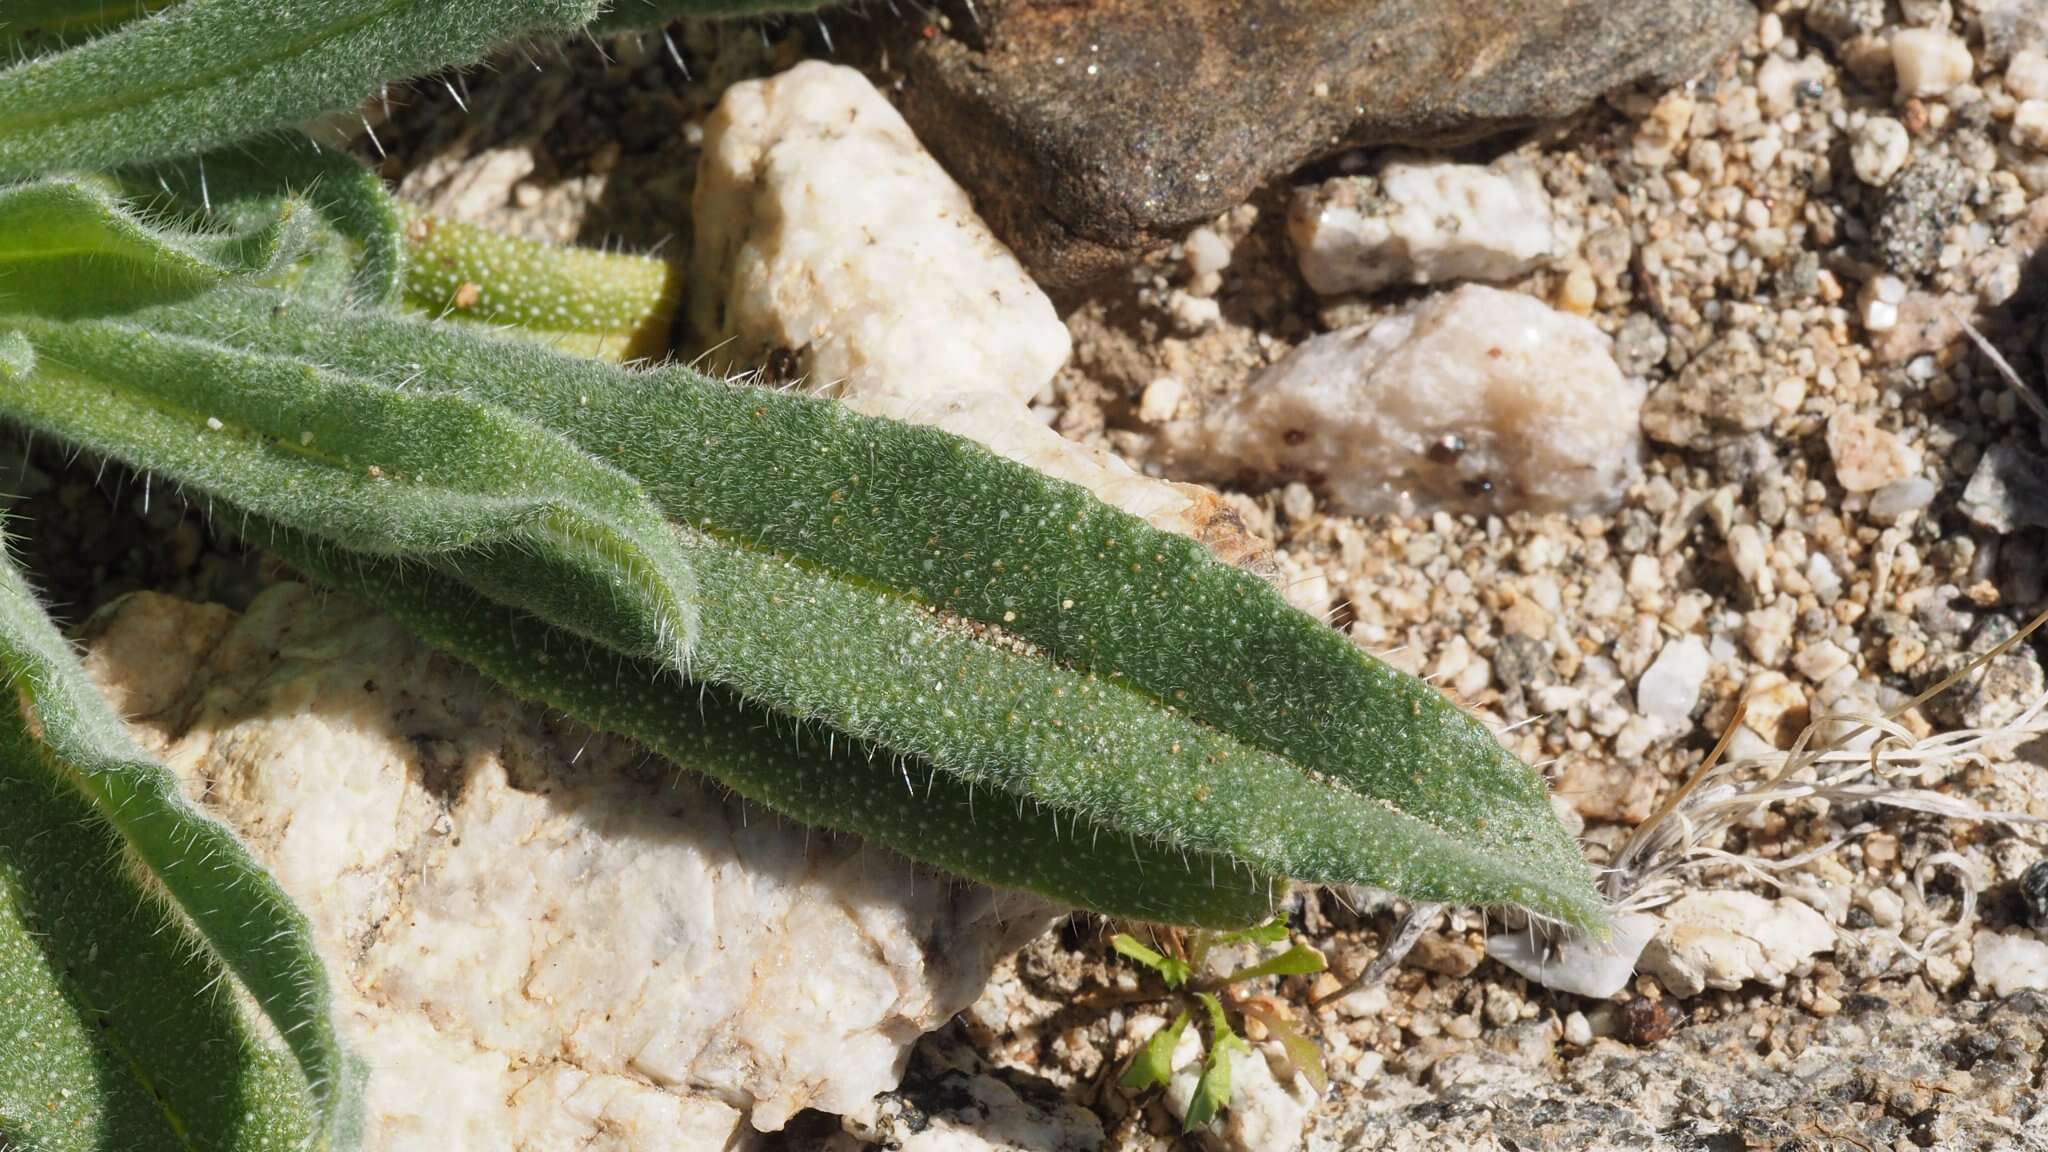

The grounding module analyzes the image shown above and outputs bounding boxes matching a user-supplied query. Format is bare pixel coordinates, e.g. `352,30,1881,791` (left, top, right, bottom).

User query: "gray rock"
891,0,1750,289
2024,859,2048,932
1803,0,1885,45
1874,158,1972,280
1960,438,2048,533
1308,992,2048,1151
1640,331,1775,449
837,1026,1105,1152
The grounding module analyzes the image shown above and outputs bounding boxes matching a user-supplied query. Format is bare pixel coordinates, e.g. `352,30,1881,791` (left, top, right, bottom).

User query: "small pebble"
2013,101,2048,152
1638,636,1709,735
1864,887,1904,930
1826,410,1922,492
1971,930,2048,997
1563,1011,1593,1047
1868,476,1936,519
1850,117,1911,185
1138,376,1185,424
2008,49,2048,102
1793,639,1854,683
1891,29,1974,97
1859,273,1907,331
1183,226,1232,296
2025,860,2048,931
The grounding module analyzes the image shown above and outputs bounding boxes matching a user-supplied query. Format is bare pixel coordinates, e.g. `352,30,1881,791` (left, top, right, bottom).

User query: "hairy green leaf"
277,531,1278,927
98,290,1605,929
0,314,699,672
0,0,180,57
117,134,406,305
0,177,309,316
402,208,678,361
0,551,351,1148
592,0,835,33
0,0,602,180
1119,1010,1190,1093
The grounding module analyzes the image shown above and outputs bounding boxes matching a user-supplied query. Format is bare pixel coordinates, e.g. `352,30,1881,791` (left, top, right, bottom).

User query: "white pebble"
1563,1011,1593,1047
2014,100,2048,152
1168,286,1640,516
1826,410,1922,492
1757,54,1828,118
1727,523,1769,590
1892,29,1975,98
1637,636,1709,736
1850,117,1911,186
1868,476,1937,519
2008,49,2048,102
691,62,1067,409
1183,227,1232,296
1485,913,1658,1000
1863,887,1904,930
1639,891,1835,998
1972,930,2048,997
1792,638,1854,683
1138,376,1185,424
1288,159,1553,294
1859,273,1907,330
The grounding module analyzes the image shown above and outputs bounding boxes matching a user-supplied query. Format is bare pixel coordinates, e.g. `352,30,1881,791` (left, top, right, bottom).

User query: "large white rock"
1637,891,1835,998
80,586,1048,1149
1167,285,1642,516
691,61,1258,563
1288,160,1555,295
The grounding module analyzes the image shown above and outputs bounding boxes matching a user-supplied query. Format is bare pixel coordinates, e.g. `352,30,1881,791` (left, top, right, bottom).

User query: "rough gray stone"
1960,438,2048,533
1874,158,1972,280
892,0,1750,289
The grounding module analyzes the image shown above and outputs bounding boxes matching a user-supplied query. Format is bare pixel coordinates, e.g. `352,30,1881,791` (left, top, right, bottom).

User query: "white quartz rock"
692,60,1068,409
1485,913,1659,1000
1167,285,1641,517
1163,1031,1314,1152
1826,410,1922,493
1636,636,1710,738
1971,929,2048,998
692,60,1260,564
82,586,1050,1149
1289,159,1555,295
1638,892,1835,998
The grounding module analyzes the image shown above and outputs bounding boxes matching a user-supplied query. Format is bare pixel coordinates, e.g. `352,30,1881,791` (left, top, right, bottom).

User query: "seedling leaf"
1120,1010,1190,1093
1113,932,1193,988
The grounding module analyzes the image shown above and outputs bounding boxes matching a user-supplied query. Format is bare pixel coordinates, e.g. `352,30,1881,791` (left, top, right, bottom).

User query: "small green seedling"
1114,920,1330,1132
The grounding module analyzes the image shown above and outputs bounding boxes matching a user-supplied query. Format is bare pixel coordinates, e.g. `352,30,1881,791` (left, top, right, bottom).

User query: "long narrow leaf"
277,530,1278,927
2,316,699,670
0,178,309,316
118,135,406,305
0,0,180,57
95,290,1606,929
0,537,350,1147
0,0,601,179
